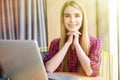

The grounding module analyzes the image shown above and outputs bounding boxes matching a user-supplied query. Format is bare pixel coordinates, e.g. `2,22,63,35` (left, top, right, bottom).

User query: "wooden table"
55,72,108,80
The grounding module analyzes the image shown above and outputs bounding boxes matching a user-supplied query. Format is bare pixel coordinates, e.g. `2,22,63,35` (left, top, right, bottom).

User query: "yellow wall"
97,0,109,52
46,0,97,46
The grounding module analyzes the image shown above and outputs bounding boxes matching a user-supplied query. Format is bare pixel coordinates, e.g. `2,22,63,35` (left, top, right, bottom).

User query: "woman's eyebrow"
64,13,70,16
64,12,81,14
64,13,81,16
75,13,82,15
64,13,70,15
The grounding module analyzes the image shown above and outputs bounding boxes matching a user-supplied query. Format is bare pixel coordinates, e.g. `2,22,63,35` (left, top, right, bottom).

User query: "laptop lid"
0,40,48,80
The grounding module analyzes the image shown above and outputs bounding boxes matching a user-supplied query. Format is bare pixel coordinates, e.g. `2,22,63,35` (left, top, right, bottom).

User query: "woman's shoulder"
50,38,60,45
51,38,60,43
49,38,60,52
89,35,102,46
89,35,102,55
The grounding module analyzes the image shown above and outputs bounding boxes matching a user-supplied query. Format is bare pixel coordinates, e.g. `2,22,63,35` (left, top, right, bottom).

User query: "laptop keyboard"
47,73,81,80
48,78,56,80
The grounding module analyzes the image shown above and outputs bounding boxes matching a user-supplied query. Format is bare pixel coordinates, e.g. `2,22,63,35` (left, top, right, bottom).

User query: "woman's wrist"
74,43,82,50
65,42,71,47
74,42,79,46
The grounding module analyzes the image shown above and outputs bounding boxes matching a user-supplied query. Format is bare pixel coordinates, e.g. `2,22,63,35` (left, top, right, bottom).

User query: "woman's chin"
68,30,78,32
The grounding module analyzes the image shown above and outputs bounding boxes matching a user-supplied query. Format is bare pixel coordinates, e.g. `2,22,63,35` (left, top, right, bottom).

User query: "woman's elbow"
46,68,54,73
86,69,93,76
45,64,54,73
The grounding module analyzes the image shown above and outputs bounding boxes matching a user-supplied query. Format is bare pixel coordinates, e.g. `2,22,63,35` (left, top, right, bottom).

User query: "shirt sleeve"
43,39,60,72
43,39,59,64
88,38,102,76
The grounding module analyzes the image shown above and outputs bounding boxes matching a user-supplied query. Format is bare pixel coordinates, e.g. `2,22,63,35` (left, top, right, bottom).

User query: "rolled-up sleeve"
88,38,102,76
43,38,62,72
43,39,59,65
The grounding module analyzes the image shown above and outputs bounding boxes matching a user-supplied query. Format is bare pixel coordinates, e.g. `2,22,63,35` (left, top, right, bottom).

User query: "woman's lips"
69,24,76,28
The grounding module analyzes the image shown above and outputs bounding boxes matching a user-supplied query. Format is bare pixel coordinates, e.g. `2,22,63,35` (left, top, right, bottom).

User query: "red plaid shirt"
43,35,102,76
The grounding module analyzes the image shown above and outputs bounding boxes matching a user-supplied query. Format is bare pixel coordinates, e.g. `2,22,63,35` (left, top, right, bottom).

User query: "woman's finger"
67,31,81,36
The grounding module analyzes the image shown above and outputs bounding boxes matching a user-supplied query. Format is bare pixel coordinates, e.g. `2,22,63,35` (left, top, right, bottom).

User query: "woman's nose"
70,17,76,22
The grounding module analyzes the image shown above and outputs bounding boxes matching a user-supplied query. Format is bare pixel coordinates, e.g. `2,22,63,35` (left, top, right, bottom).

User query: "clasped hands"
66,31,81,46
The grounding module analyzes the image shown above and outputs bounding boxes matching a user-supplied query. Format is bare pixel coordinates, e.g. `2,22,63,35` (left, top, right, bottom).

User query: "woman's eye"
64,15,70,17
75,14,80,17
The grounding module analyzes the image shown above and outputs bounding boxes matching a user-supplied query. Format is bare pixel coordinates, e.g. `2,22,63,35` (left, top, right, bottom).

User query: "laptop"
0,40,81,80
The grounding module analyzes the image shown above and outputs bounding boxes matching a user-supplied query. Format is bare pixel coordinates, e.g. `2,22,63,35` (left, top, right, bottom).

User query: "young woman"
44,0,102,77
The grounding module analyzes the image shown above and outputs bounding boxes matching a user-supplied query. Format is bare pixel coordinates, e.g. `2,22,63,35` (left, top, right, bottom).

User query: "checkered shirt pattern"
43,35,102,76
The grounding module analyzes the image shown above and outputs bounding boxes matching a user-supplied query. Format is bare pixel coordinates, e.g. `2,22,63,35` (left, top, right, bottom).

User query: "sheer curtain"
0,0,47,51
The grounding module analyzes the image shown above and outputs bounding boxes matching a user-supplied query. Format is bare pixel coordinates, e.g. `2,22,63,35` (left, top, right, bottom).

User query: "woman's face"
64,6,83,32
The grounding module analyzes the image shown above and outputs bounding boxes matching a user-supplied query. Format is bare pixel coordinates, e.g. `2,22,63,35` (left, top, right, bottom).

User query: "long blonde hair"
59,0,90,71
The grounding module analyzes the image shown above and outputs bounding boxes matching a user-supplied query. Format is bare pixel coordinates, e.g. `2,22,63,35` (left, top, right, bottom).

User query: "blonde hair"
59,0,90,71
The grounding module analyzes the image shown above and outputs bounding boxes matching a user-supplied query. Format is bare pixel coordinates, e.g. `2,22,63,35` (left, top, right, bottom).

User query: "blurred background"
0,0,120,80
46,0,120,80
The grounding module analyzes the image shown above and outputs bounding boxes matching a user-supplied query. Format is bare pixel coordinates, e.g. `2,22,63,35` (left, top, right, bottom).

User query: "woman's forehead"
64,6,82,14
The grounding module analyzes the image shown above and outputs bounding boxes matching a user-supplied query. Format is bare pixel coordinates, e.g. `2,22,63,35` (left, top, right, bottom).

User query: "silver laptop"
0,40,81,80
0,40,48,80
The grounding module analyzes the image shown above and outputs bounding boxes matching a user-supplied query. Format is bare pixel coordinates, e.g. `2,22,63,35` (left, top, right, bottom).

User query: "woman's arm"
71,31,92,76
88,38,102,76
45,35,73,73
74,44,92,76
73,33,102,76
45,42,70,72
